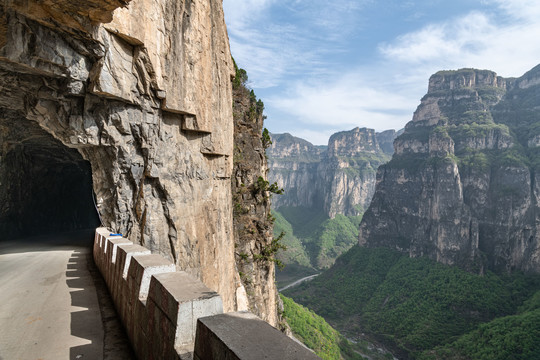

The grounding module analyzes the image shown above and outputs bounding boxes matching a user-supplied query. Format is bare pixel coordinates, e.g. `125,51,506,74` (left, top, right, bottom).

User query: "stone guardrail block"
112,244,151,305
93,228,224,359
94,227,110,271
105,237,132,286
149,272,223,347
194,312,320,360
129,254,176,302
93,228,316,360
123,254,176,344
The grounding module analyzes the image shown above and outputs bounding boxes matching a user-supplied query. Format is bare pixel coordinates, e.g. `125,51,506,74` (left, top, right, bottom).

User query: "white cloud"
487,0,540,21
225,0,540,145
223,0,370,89
378,4,540,77
224,1,318,88
266,71,414,144
223,0,275,31
379,12,494,64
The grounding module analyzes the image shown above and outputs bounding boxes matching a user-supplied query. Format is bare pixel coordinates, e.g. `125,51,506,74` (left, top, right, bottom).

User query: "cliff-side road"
0,230,132,359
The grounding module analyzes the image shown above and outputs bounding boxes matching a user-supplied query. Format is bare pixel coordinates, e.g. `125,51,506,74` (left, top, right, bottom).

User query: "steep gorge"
268,128,397,272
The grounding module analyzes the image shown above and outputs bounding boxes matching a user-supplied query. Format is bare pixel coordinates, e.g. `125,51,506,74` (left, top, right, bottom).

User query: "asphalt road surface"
279,273,320,292
0,230,133,360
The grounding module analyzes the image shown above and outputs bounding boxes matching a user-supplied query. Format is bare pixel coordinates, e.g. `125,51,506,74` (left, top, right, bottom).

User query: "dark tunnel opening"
0,117,100,240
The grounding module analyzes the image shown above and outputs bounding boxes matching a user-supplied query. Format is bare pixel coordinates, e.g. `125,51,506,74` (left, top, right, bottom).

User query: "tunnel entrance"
0,115,100,240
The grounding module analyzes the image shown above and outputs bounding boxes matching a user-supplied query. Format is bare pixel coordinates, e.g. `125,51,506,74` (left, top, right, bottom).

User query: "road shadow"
67,248,135,359
67,249,103,359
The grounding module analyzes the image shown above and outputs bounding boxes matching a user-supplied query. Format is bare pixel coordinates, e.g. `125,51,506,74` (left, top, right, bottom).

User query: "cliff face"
231,68,279,326
359,66,540,273
267,133,323,211
0,0,265,315
268,127,395,218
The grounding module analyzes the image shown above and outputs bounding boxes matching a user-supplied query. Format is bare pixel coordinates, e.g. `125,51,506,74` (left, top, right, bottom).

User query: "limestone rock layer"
268,128,396,218
231,74,279,326
360,66,540,273
0,0,255,314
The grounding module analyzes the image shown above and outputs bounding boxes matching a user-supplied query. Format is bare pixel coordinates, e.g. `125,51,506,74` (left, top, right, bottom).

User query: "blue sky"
223,0,540,145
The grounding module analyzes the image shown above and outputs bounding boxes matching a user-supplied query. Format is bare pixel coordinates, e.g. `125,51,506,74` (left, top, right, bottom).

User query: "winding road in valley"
279,274,320,292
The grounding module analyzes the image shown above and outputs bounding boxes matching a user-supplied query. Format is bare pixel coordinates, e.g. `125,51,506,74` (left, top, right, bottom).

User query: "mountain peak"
428,68,506,93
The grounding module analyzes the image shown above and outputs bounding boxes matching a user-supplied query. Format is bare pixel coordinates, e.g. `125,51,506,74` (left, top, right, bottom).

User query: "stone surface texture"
231,76,280,326
0,0,265,316
359,67,540,273
194,312,320,360
268,128,397,218
93,228,224,358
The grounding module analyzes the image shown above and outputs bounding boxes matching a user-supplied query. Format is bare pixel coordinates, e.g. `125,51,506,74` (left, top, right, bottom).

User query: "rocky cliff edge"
360,67,540,273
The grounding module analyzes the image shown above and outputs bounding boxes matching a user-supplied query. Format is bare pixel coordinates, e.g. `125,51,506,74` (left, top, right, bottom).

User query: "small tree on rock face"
254,231,287,269
255,176,283,196
262,128,272,149
232,57,248,90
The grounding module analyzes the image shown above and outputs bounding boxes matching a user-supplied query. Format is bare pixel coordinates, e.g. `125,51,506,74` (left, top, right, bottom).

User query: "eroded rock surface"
268,127,396,218
0,0,258,314
231,71,279,326
360,67,540,273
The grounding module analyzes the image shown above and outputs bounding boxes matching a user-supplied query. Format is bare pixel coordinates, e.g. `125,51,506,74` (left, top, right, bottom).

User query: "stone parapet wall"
194,312,320,360
94,227,223,358
93,227,320,359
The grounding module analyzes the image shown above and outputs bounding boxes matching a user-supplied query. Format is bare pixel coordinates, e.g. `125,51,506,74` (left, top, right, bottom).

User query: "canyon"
284,65,540,360
267,128,398,273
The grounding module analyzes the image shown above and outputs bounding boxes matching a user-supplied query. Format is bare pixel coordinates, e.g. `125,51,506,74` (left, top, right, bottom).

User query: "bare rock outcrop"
268,127,396,218
359,67,540,273
0,0,268,316
231,66,279,326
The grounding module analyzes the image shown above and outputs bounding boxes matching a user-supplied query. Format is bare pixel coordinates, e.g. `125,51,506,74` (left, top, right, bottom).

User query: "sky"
222,0,540,145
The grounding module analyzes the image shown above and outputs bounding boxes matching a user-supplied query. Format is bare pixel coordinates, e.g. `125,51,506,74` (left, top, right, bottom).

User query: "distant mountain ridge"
268,127,398,218
359,65,540,273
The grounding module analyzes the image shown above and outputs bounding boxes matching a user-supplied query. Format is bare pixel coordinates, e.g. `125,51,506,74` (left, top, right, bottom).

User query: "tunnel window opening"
0,118,100,240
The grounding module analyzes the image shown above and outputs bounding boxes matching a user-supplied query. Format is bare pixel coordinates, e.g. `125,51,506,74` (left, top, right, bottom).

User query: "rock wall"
359,67,540,273
0,0,253,314
268,127,396,218
267,133,324,211
231,66,279,326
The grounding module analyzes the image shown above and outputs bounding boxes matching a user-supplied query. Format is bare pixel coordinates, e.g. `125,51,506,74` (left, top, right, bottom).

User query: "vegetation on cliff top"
284,246,540,358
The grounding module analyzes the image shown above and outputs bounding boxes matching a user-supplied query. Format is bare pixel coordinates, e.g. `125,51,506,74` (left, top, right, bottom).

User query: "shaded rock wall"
360,67,540,273
0,0,251,313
